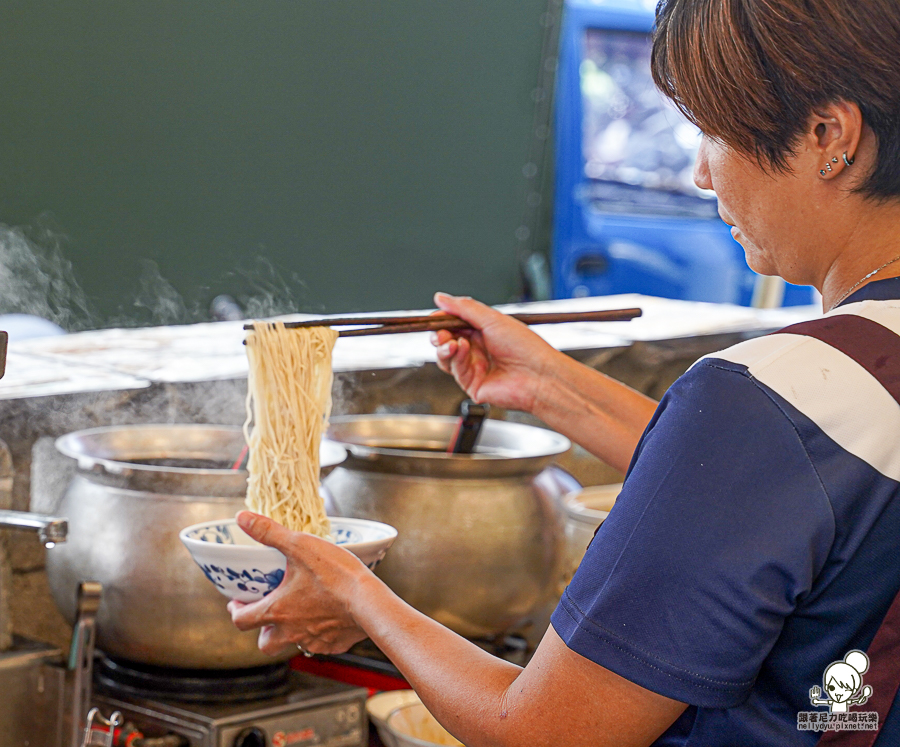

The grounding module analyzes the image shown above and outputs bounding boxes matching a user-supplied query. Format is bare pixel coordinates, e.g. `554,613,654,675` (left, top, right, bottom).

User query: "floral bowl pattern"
179,516,398,602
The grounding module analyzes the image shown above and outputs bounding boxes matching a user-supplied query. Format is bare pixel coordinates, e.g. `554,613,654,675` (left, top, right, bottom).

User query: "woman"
229,1,900,744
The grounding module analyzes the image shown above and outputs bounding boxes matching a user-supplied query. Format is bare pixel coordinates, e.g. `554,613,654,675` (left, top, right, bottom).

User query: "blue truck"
552,0,813,306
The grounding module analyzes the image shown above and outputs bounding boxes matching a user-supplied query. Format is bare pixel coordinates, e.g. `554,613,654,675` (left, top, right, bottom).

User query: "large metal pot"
324,415,577,639
46,424,345,670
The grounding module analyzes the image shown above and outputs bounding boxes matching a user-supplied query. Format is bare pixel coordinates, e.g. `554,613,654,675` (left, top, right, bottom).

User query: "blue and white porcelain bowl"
180,516,398,603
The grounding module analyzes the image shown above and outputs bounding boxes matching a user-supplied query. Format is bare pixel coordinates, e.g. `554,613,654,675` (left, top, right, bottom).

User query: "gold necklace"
829,254,900,310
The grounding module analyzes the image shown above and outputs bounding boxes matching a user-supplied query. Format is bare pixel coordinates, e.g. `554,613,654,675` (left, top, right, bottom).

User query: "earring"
832,157,839,164
826,163,833,172
820,169,827,176
843,152,855,166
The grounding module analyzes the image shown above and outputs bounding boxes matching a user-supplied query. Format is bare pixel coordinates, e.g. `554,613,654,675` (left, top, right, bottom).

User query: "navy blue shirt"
552,280,900,745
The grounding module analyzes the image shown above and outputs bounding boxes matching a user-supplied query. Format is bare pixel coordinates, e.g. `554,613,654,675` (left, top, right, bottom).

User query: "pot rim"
328,414,570,459
327,414,571,478
56,423,346,478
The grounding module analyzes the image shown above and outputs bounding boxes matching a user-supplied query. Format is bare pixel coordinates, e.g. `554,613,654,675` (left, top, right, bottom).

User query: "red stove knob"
232,727,267,747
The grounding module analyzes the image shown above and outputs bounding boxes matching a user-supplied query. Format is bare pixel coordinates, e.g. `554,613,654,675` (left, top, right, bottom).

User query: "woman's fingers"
448,337,477,389
258,624,295,656
436,336,478,396
236,510,295,553
434,338,459,374
230,596,272,631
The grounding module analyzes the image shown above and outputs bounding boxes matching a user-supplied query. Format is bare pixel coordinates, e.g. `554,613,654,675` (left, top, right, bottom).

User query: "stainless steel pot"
46,424,346,670
323,415,578,639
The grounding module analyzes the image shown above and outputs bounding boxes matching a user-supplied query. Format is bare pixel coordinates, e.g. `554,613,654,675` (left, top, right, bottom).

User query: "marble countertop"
0,295,820,400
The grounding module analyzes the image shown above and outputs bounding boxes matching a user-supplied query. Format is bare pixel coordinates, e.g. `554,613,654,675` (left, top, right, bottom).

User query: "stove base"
94,671,367,747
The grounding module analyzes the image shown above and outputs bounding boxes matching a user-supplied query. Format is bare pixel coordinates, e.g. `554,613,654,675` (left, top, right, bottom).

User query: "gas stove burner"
95,656,293,703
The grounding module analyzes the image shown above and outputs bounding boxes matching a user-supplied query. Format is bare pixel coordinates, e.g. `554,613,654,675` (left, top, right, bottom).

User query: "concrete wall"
0,1,551,326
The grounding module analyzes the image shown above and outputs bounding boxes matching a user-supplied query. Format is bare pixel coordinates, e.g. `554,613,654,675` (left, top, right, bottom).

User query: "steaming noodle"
243,322,338,537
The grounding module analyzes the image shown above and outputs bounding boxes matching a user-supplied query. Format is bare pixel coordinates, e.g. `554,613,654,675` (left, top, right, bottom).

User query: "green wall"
0,1,547,326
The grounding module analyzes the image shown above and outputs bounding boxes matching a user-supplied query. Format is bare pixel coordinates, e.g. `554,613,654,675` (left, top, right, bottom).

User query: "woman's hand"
431,292,658,472
431,292,564,414
227,511,372,657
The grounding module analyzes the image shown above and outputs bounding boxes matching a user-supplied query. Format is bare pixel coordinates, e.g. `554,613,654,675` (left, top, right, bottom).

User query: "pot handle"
0,510,68,546
534,464,582,503
0,438,68,546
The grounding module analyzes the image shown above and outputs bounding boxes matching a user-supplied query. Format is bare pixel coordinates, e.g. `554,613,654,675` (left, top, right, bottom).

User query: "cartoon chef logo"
797,650,878,732
809,650,873,713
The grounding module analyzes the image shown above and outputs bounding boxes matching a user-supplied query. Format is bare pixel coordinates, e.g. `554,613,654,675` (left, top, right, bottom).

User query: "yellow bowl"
366,690,421,747
385,702,464,747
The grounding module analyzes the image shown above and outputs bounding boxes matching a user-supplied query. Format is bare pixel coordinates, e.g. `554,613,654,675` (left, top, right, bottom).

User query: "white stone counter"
0,294,821,401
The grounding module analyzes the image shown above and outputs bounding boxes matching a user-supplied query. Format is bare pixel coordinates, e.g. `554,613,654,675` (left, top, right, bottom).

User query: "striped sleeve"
553,339,841,707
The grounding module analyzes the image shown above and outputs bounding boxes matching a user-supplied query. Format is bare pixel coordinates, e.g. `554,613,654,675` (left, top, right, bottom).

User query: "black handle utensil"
447,400,490,454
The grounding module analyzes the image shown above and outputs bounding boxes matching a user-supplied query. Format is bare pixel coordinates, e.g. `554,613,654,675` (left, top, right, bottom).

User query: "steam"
0,222,324,331
225,257,319,321
0,223,95,331
130,259,202,327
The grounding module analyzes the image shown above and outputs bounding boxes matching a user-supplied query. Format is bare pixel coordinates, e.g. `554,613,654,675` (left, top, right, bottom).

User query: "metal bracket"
69,581,103,747
80,708,122,747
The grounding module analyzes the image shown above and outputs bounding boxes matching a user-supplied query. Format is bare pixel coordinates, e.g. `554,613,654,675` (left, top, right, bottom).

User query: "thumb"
236,510,294,553
433,292,502,330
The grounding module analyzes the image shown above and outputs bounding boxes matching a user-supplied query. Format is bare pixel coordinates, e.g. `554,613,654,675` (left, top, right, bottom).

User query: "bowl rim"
179,515,398,549
366,689,421,726
385,701,464,747
563,483,622,523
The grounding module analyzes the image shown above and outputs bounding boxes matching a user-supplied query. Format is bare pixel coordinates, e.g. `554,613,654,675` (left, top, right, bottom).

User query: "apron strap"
781,315,900,747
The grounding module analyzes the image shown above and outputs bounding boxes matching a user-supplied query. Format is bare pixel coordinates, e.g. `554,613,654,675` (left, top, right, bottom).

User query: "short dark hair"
651,0,900,198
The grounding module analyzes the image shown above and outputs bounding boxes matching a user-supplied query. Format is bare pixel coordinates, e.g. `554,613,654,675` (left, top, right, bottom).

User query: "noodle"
243,322,339,537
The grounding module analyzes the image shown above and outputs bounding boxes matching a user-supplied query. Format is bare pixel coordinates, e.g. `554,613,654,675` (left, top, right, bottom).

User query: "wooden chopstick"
244,308,642,337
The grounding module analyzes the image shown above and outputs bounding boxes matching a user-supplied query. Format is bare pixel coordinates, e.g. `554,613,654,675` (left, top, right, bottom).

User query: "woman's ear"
808,101,863,178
